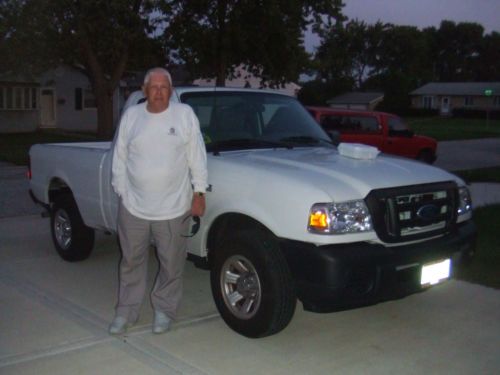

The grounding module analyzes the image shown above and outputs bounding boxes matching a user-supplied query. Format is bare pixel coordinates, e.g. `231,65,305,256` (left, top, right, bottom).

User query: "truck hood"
212,147,461,202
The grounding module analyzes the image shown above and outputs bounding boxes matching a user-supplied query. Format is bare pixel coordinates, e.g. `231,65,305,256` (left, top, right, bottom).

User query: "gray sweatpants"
115,200,190,322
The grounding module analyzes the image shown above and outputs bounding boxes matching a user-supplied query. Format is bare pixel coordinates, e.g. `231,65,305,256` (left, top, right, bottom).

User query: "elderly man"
109,67,208,334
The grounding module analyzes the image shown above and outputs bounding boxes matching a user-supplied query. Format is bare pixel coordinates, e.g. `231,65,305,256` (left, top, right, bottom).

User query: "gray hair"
143,67,172,86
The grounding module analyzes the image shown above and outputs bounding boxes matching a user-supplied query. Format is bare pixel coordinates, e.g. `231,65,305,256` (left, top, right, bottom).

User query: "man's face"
143,72,171,113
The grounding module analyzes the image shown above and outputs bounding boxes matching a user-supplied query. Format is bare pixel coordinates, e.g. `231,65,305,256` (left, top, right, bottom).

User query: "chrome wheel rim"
54,209,72,250
220,255,261,320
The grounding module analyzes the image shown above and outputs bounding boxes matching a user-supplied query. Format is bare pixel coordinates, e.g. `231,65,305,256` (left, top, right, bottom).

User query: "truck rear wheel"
50,194,94,262
210,229,296,337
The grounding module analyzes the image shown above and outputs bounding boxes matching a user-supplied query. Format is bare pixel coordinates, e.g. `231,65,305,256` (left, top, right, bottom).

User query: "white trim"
440,97,450,115
0,85,38,111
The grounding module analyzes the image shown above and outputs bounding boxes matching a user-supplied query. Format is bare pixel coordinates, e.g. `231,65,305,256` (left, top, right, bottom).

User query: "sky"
305,0,500,52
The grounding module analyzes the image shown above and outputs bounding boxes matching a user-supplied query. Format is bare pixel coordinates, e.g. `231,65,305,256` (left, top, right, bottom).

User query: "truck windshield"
180,91,333,152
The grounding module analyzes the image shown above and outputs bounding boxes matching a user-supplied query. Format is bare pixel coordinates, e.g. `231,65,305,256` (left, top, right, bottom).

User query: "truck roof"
124,86,292,112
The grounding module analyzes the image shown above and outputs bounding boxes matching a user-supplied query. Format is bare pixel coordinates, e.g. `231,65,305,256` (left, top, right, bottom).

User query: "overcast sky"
306,0,500,52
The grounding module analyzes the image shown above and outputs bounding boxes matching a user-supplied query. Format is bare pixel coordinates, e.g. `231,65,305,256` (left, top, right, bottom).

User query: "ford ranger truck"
29,87,476,338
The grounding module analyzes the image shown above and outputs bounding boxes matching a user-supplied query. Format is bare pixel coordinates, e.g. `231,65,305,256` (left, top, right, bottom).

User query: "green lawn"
453,167,500,184
0,130,97,165
406,117,500,141
455,204,500,289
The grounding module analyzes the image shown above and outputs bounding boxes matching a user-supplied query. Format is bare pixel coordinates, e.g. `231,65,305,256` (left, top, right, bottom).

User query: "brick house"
410,82,500,116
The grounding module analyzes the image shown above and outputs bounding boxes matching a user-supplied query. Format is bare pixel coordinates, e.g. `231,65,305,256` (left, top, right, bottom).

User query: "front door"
441,97,450,116
40,88,56,128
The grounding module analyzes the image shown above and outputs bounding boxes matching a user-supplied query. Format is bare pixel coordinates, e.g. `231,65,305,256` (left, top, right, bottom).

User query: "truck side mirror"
327,130,341,146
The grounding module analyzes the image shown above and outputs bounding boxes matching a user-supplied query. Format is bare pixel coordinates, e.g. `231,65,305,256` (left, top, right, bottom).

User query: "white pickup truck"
29,87,476,338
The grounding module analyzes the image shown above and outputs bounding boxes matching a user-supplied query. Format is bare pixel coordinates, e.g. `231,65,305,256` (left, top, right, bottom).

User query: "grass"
453,167,500,184
452,166,500,289
455,204,500,289
406,116,500,141
0,130,97,165
2,116,500,165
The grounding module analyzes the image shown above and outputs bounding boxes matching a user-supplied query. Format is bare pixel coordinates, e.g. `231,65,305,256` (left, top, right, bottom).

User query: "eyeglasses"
181,215,201,238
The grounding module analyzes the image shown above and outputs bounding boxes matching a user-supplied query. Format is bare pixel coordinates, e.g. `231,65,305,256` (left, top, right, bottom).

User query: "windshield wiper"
208,138,293,155
279,136,334,147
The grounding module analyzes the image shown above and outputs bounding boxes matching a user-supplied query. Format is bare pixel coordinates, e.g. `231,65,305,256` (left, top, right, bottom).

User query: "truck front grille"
365,182,458,243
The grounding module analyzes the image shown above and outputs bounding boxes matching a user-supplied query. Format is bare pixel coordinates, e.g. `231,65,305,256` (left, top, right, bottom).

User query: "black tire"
417,149,436,164
210,229,296,338
50,194,95,262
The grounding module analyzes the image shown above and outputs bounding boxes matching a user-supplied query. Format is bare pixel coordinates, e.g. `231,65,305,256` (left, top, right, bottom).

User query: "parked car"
29,88,475,338
307,106,437,163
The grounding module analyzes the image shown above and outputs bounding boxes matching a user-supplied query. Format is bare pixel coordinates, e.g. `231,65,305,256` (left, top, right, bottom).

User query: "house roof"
193,65,301,96
327,92,384,105
410,82,500,96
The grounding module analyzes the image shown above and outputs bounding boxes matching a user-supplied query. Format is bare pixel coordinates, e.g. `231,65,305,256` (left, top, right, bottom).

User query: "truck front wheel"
210,229,296,337
50,194,95,262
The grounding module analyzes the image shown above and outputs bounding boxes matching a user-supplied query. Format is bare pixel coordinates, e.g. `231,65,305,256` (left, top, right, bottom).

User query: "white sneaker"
152,311,171,334
108,316,129,335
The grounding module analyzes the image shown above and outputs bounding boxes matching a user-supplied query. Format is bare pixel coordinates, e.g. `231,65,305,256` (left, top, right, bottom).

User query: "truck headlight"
308,200,373,234
457,186,472,216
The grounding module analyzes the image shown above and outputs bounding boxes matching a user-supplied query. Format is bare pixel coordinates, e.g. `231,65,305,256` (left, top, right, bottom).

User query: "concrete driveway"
434,138,500,171
1,139,500,374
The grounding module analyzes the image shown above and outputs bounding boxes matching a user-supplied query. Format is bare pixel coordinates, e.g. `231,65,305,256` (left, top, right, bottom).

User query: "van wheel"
50,194,94,262
417,149,435,164
210,229,296,337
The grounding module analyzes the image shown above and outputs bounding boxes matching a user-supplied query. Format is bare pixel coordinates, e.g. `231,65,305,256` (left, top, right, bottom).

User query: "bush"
376,105,439,117
452,108,500,120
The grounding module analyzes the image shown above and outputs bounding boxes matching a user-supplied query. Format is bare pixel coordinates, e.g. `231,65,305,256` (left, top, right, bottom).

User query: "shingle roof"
327,92,384,105
410,82,500,96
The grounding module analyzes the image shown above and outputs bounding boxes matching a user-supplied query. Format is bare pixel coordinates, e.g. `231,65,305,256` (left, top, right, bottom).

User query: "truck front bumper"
280,220,476,312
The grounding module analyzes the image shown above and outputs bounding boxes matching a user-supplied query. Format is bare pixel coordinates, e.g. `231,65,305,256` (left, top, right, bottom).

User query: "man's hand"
191,194,206,217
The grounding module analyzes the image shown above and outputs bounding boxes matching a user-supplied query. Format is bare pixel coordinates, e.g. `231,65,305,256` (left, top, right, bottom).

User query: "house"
1,64,300,133
193,65,301,97
0,73,40,133
326,92,384,110
0,65,123,133
410,82,500,116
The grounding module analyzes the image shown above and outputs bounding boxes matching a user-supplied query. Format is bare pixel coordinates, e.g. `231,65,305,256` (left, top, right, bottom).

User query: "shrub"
452,108,500,120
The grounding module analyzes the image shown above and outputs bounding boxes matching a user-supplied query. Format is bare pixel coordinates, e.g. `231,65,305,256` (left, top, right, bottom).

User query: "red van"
307,106,437,163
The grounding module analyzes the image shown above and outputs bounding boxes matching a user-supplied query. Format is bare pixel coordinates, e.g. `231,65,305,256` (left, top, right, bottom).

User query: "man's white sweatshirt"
112,102,208,220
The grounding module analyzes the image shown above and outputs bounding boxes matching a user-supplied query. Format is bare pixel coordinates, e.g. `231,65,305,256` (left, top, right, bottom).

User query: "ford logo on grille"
416,204,440,221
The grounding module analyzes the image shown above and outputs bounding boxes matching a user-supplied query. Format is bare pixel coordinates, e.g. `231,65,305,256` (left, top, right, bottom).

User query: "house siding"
0,110,39,133
1,65,122,133
410,82,500,114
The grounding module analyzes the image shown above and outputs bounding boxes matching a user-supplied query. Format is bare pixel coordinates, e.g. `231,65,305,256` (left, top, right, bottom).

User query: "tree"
432,20,484,81
3,0,163,139
160,0,344,86
314,20,388,90
297,78,349,106
478,31,500,81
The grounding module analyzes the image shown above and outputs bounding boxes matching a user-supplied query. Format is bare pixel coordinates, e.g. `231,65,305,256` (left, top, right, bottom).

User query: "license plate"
421,259,451,286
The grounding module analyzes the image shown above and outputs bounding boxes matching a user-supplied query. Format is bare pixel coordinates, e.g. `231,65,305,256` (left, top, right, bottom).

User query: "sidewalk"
469,182,500,207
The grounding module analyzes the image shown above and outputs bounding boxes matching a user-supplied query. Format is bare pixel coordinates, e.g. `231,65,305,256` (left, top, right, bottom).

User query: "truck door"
383,115,418,158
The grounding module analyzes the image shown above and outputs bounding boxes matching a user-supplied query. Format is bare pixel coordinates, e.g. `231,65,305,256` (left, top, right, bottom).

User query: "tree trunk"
79,27,128,140
95,85,115,140
216,64,226,86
